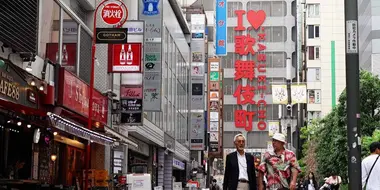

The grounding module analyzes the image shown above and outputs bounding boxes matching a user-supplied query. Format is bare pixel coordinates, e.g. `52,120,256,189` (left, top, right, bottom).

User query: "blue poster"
215,0,227,56
142,0,160,16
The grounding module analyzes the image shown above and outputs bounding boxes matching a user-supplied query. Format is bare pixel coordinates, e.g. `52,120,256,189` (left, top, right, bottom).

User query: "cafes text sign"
60,69,108,125
233,10,268,131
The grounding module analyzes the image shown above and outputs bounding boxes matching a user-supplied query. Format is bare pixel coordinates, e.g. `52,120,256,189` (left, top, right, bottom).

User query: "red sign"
59,69,108,125
101,2,126,25
118,176,126,184
233,10,268,131
46,43,76,72
108,43,142,73
120,86,143,99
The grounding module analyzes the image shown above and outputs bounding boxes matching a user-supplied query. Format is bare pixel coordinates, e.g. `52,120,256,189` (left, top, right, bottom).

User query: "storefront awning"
104,125,138,148
47,112,115,146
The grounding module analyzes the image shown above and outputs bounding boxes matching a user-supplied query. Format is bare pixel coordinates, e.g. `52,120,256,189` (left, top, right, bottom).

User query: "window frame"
307,4,320,17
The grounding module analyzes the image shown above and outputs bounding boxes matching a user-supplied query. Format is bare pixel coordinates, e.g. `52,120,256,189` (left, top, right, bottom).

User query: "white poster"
210,62,219,71
191,65,203,76
272,85,288,104
210,132,219,142
210,112,219,121
210,122,219,131
268,121,280,137
291,84,307,104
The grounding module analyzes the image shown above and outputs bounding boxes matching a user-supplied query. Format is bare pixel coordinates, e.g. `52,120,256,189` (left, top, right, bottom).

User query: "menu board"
38,144,51,183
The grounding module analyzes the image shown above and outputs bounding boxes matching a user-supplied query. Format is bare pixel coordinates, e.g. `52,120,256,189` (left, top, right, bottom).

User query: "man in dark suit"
223,134,257,190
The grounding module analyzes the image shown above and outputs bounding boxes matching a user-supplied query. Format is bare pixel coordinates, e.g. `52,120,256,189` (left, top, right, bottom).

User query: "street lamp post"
85,1,127,189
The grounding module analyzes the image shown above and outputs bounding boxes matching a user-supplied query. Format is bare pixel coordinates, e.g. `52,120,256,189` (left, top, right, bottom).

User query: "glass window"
272,52,286,68
307,68,321,82
307,4,320,17
308,89,321,104
308,46,315,60
40,2,79,74
308,25,315,39
261,2,271,15
315,47,320,59
308,25,320,38
315,26,320,38
61,11,79,73
227,27,244,43
223,78,233,95
163,98,168,132
222,52,242,69
223,105,242,122
228,2,243,18
246,2,260,11
271,1,287,17
272,26,287,42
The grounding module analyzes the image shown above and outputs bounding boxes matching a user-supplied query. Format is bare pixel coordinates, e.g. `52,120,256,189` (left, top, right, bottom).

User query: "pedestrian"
211,179,221,190
303,172,318,190
297,177,305,190
362,141,380,190
223,133,257,190
258,133,301,190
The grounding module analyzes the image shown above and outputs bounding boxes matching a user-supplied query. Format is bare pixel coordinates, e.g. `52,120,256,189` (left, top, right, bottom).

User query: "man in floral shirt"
257,133,300,190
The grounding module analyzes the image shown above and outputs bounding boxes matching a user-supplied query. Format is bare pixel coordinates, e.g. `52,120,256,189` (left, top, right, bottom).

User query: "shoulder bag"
364,155,380,190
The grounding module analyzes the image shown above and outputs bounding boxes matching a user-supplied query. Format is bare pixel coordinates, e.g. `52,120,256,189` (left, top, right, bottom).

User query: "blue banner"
215,0,227,56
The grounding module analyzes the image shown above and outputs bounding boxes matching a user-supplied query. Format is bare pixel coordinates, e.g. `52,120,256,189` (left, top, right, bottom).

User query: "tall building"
213,0,297,154
358,0,380,75
0,0,196,189
304,0,346,119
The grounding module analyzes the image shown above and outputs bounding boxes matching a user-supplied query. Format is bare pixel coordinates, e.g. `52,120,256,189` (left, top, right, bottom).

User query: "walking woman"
303,172,318,190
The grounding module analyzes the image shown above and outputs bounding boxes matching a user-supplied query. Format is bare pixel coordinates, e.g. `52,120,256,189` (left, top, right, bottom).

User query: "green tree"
301,70,380,181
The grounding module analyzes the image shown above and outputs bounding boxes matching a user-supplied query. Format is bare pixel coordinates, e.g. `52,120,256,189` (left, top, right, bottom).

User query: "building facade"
0,0,194,189
358,0,380,75
304,0,346,119
216,0,296,151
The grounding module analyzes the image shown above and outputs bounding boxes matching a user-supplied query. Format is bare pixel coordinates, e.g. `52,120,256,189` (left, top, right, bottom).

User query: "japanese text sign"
233,10,268,131
215,0,227,55
59,69,108,125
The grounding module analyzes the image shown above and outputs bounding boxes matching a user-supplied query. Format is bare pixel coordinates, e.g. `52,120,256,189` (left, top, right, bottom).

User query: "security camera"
286,104,292,110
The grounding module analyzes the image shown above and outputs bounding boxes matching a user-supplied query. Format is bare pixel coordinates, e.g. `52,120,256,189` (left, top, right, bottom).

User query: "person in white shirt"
362,142,380,190
223,134,257,190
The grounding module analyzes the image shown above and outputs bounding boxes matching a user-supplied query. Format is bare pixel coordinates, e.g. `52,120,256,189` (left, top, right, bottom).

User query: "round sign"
101,2,125,25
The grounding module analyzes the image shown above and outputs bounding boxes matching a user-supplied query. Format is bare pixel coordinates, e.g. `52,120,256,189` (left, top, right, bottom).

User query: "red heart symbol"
247,10,266,30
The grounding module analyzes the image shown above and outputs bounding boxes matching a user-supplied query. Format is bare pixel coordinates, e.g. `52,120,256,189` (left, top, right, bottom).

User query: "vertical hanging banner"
272,85,288,104
268,121,280,137
208,58,222,154
291,84,307,104
233,10,268,132
190,14,206,151
215,0,227,56
139,0,163,111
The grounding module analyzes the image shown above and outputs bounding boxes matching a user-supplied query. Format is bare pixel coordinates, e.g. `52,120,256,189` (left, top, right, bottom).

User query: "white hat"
272,133,286,143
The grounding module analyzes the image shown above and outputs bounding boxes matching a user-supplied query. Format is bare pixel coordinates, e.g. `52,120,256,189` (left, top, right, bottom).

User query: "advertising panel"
139,0,163,111
215,0,227,56
208,58,223,155
233,9,268,132
109,43,142,73
189,14,206,150
59,69,108,125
